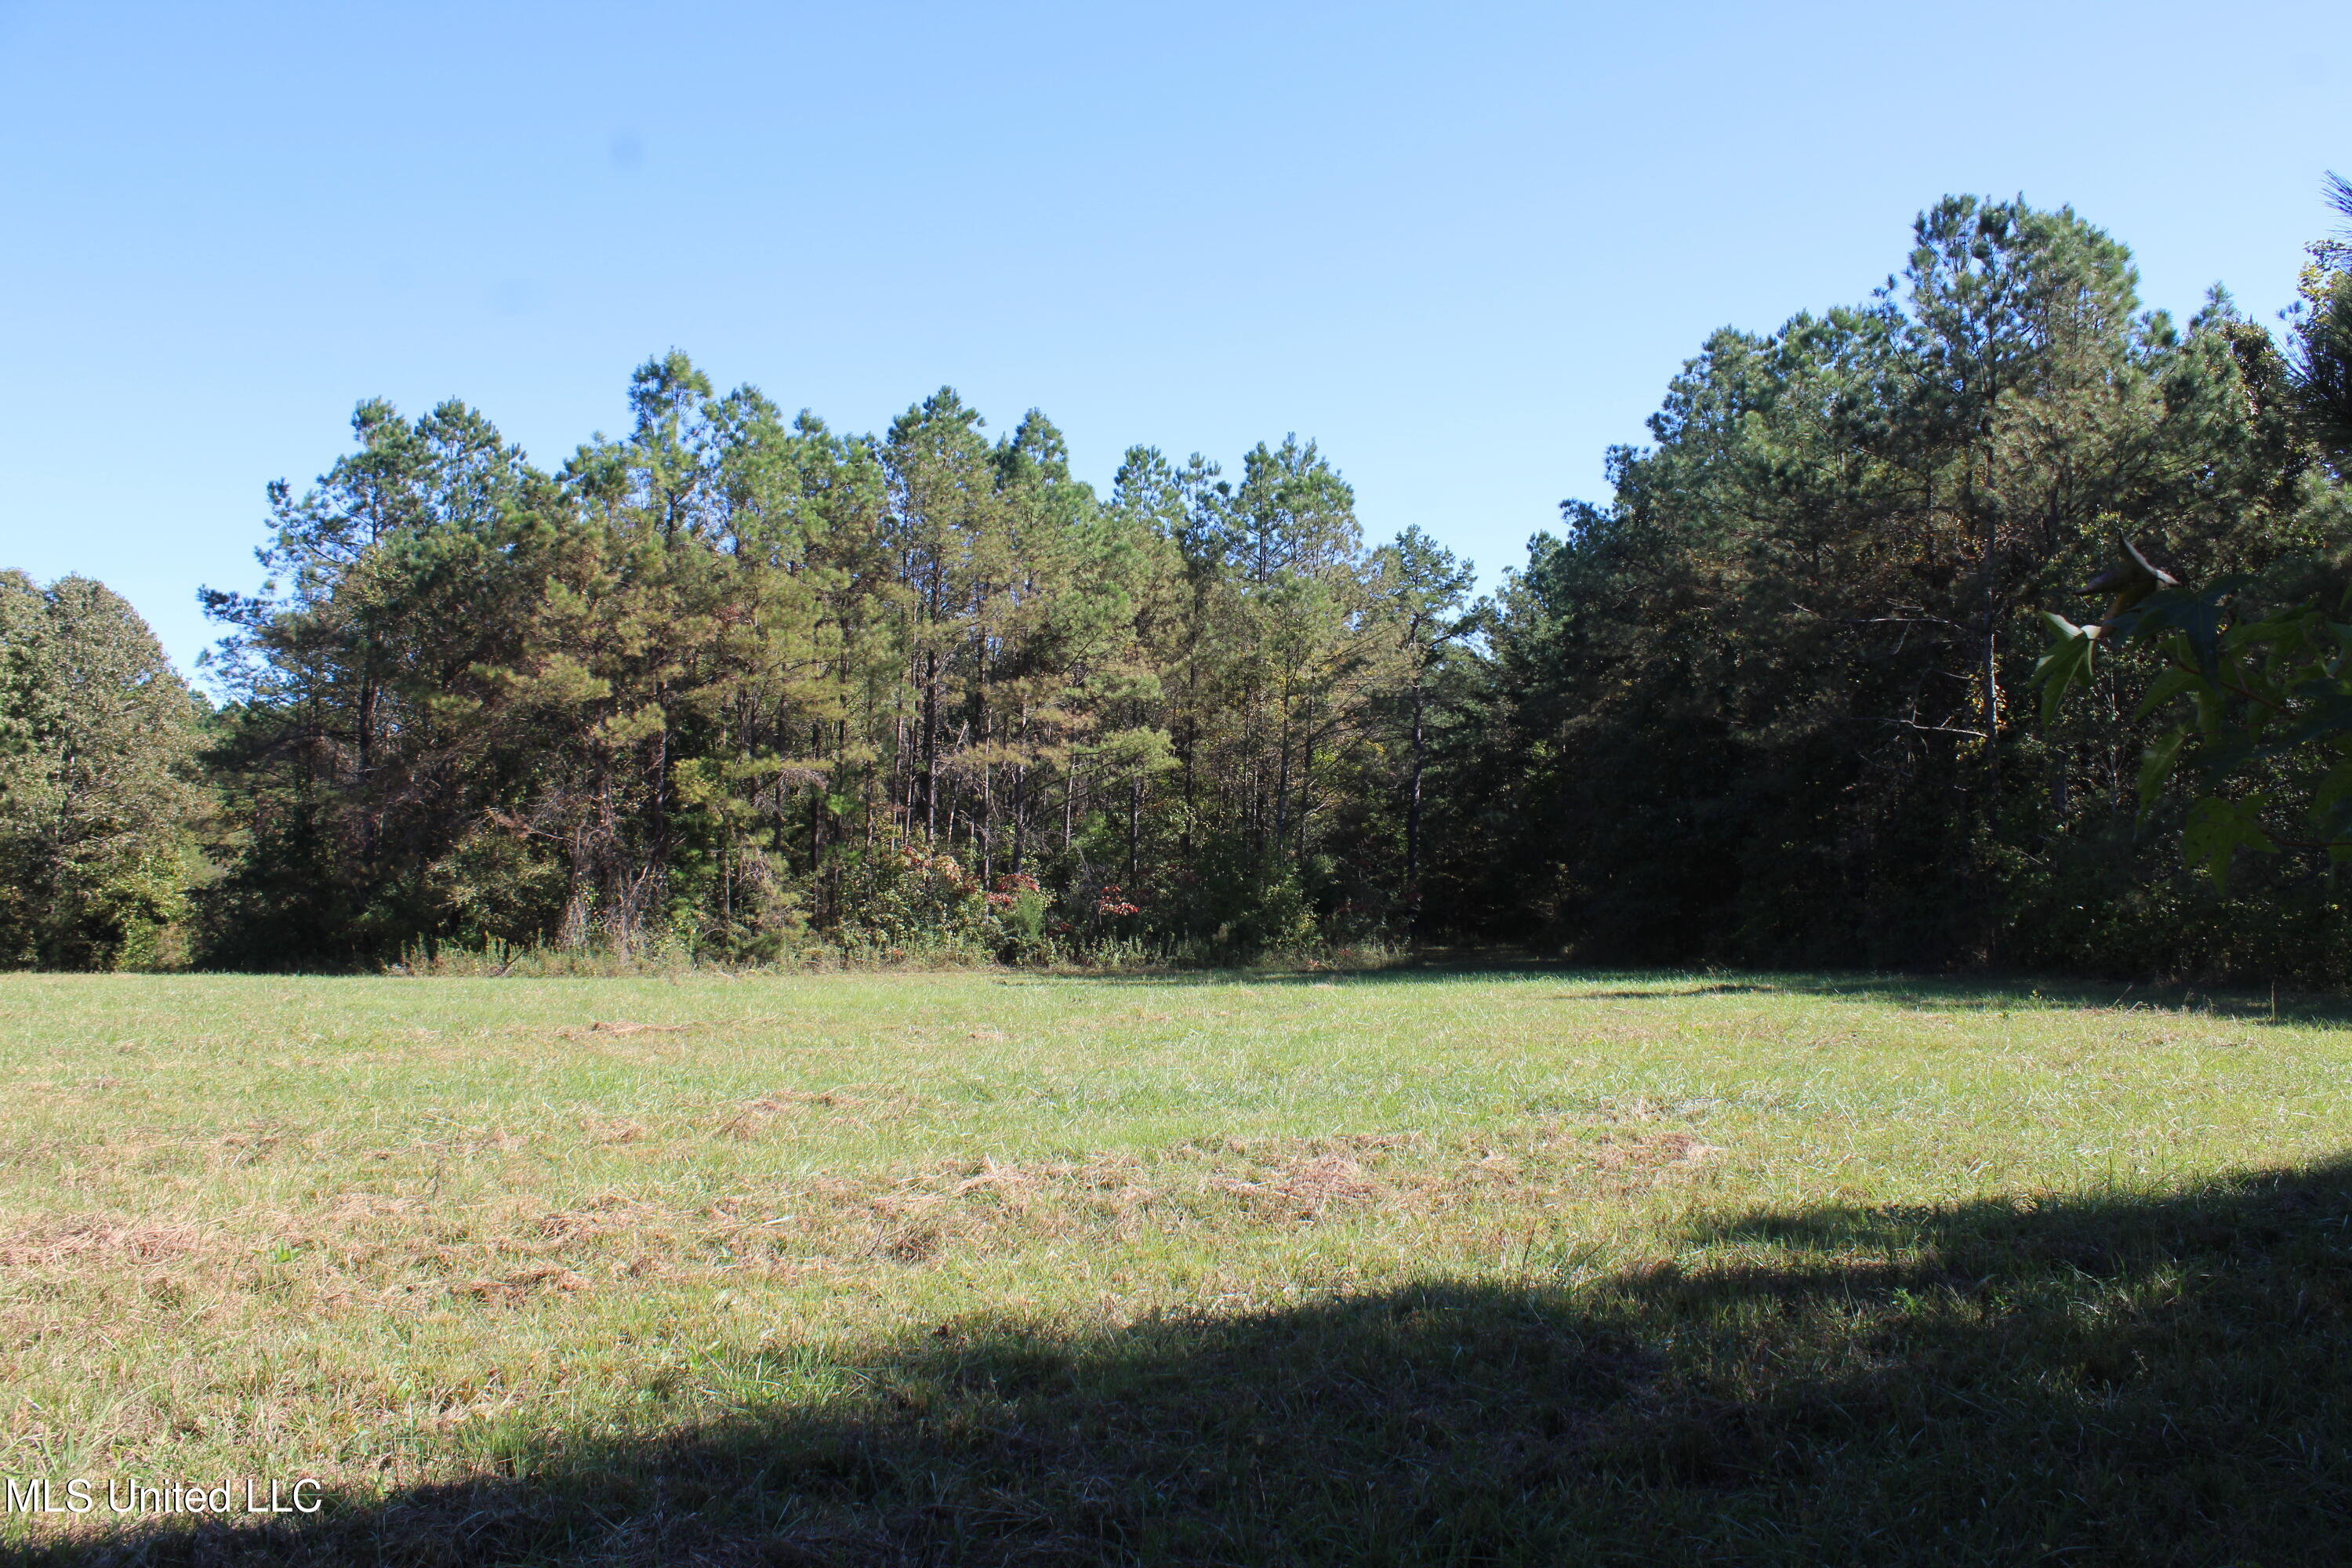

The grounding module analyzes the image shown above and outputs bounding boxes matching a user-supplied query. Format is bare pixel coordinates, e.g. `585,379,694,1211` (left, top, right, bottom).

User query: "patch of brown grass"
459,1265,590,1304
0,1217,208,1266
1592,1129,1723,1171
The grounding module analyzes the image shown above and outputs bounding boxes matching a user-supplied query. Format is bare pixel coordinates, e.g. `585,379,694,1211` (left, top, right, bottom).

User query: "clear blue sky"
2,0,2344,673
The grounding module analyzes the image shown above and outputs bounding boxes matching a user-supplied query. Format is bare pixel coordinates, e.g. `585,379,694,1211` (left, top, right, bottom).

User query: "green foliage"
2034,564,2352,891
2284,172,2352,463
2027,180,2352,905
16,184,2345,982
0,572,204,967
1457,192,2350,978
188,372,1465,967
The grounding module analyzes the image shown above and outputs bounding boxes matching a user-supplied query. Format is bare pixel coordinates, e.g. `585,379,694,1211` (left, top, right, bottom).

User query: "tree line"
5,185,2349,977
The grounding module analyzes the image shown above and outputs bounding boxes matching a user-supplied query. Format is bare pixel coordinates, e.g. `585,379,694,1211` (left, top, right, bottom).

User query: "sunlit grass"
2,967,2347,1563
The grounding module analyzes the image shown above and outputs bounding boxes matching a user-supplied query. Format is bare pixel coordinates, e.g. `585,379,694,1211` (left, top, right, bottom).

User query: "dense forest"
6,187,2351,978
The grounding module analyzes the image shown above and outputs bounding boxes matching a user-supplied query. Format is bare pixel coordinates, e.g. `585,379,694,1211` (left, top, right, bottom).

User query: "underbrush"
387,934,1407,978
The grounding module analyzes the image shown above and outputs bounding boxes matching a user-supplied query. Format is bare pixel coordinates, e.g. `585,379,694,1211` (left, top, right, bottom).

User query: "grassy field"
0,966,2347,1565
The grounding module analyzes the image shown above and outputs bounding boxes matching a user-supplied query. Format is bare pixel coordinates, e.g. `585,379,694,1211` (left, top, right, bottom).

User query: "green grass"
1,966,2348,1564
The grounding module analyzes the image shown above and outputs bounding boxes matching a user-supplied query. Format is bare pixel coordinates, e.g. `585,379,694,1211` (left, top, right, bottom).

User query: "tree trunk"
1406,679,1425,934
921,648,939,840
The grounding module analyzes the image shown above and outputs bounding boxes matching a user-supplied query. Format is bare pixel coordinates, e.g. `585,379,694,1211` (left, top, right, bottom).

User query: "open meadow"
0,967,2348,1565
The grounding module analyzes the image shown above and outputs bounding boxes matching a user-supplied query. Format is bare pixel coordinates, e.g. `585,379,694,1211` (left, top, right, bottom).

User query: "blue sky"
2,0,2344,673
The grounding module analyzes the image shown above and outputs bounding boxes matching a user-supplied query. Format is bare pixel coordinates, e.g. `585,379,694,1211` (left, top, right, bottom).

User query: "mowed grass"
1,967,2349,1565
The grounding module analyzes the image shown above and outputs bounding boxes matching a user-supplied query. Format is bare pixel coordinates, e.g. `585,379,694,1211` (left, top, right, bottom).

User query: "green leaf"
2031,628,2096,721
2190,685,2224,738
2136,729,2189,815
2180,794,2275,891
2133,666,2202,718
2117,584,2232,681
2307,761,2352,846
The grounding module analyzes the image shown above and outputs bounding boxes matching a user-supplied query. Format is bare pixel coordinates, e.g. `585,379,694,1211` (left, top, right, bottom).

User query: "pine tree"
0,572,203,967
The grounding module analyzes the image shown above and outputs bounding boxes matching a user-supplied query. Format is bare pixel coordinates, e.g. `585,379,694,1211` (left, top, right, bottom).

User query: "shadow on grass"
1065,955,2352,1028
42,1160,2352,1566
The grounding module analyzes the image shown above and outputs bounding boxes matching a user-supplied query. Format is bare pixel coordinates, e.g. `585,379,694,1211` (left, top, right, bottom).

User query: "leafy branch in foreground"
2034,538,2352,887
